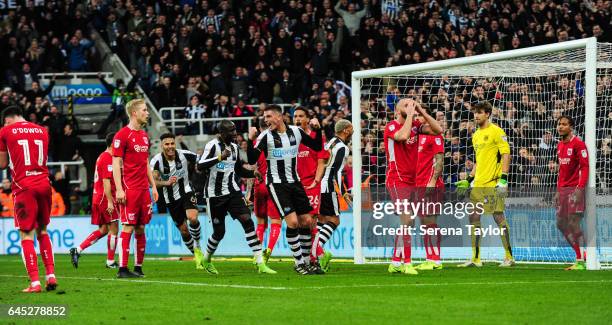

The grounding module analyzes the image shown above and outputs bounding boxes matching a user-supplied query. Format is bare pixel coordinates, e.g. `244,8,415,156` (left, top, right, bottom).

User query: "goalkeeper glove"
455,176,474,197
496,174,509,188
496,174,509,197
455,176,474,188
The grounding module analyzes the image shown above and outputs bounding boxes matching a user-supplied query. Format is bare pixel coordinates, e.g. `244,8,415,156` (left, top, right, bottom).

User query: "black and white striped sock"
317,222,338,248
286,227,303,266
183,236,195,254
205,236,220,261
188,220,201,249
317,222,324,233
299,228,312,264
240,219,263,264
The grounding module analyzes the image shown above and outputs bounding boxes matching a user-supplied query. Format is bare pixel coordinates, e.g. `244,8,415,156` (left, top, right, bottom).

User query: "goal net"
351,38,612,269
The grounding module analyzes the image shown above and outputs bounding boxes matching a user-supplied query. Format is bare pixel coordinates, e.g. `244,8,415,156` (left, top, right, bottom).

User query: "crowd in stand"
1,0,611,215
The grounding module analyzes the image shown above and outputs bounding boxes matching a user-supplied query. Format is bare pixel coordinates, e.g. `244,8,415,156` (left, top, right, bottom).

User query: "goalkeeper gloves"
455,176,474,189
496,174,509,197
496,174,509,188
455,176,474,197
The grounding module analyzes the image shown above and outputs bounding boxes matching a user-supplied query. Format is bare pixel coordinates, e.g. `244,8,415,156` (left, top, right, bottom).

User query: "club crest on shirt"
421,137,426,144
435,137,442,145
567,148,573,155
143,137,148,144
389,124,396,131
289,135,295,142
483,135,489,142
114,139,120,148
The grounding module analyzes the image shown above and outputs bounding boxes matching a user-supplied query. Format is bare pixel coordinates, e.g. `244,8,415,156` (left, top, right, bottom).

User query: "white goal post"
351,37,612,270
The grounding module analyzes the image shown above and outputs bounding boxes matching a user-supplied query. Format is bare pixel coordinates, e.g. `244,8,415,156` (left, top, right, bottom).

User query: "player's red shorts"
386,178,417,202
13,185,52,232
557,187,585,218
304,186,321,215
253,183,280,220
91,197,119,225
414,186,445,216
119,188,152,225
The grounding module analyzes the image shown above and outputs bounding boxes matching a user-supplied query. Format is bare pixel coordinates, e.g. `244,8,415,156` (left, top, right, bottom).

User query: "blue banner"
45,83,112,105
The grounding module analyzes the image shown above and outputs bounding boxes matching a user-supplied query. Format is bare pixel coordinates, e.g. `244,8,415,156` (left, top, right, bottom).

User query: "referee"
247,105,324,275
150,133,203,269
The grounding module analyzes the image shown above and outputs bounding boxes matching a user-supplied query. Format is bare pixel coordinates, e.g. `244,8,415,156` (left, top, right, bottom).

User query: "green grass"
1,254,611,324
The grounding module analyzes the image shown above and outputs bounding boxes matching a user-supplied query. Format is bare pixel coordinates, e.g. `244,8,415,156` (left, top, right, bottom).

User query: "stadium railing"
48,159,85,185
159,103,296,136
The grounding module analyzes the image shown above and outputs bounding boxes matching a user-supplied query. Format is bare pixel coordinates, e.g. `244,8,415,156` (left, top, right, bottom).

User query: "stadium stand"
0,0,611,214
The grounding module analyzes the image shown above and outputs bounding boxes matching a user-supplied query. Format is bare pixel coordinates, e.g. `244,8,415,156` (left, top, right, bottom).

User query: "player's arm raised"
416,102,443,135
299,120,323,151
146,161,159,202
392,99,416,141
247,127,265,164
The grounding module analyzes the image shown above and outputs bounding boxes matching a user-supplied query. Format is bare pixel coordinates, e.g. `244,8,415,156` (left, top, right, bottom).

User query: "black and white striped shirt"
150,150,198,204
248,125,322,184
321,137,349,194
198,137,254,198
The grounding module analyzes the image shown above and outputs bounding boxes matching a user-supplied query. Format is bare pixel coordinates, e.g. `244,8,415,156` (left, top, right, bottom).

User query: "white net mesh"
356,43,612,266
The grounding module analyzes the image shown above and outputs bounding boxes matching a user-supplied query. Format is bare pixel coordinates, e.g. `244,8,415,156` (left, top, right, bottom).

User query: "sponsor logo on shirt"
133,145,148,153
216,161,235,170
272,147,298,158
559,157,571,165
297,150,310,158
25,170,43,176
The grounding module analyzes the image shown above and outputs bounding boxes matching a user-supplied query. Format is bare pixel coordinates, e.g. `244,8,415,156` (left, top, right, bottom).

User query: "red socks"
21,239,40,285
402,234,412,264
135,233,146,266
268,223,281,251
107,234,117,262
79,230,104,252
256,223,266,243
37,233,55,277
424,224,441,261
119,231,132,268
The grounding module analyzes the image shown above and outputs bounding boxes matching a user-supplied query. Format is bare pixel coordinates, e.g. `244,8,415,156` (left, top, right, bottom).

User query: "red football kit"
557,135,589,216
384,119,422,201
297,130,329,215
91,151,118,225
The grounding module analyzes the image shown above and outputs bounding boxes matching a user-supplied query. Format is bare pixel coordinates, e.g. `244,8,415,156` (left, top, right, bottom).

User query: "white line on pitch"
2,274,610,290
305,279,612,289
0,274,289,290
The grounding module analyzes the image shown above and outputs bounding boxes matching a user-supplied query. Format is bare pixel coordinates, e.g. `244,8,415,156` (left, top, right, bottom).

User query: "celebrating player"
414,111,445,271
198,120,276,274
70,132,119,269
251,118,283,263
385,99,442,275
555,115,589,270
150,133,203,269
113,99,159,278
247,105,324,275
312,120,353,273
0,106,56,293
456,101,515,267
293,107,330,269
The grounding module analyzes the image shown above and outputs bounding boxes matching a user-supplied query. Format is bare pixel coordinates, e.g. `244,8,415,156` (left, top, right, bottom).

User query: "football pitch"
1,255,611,324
